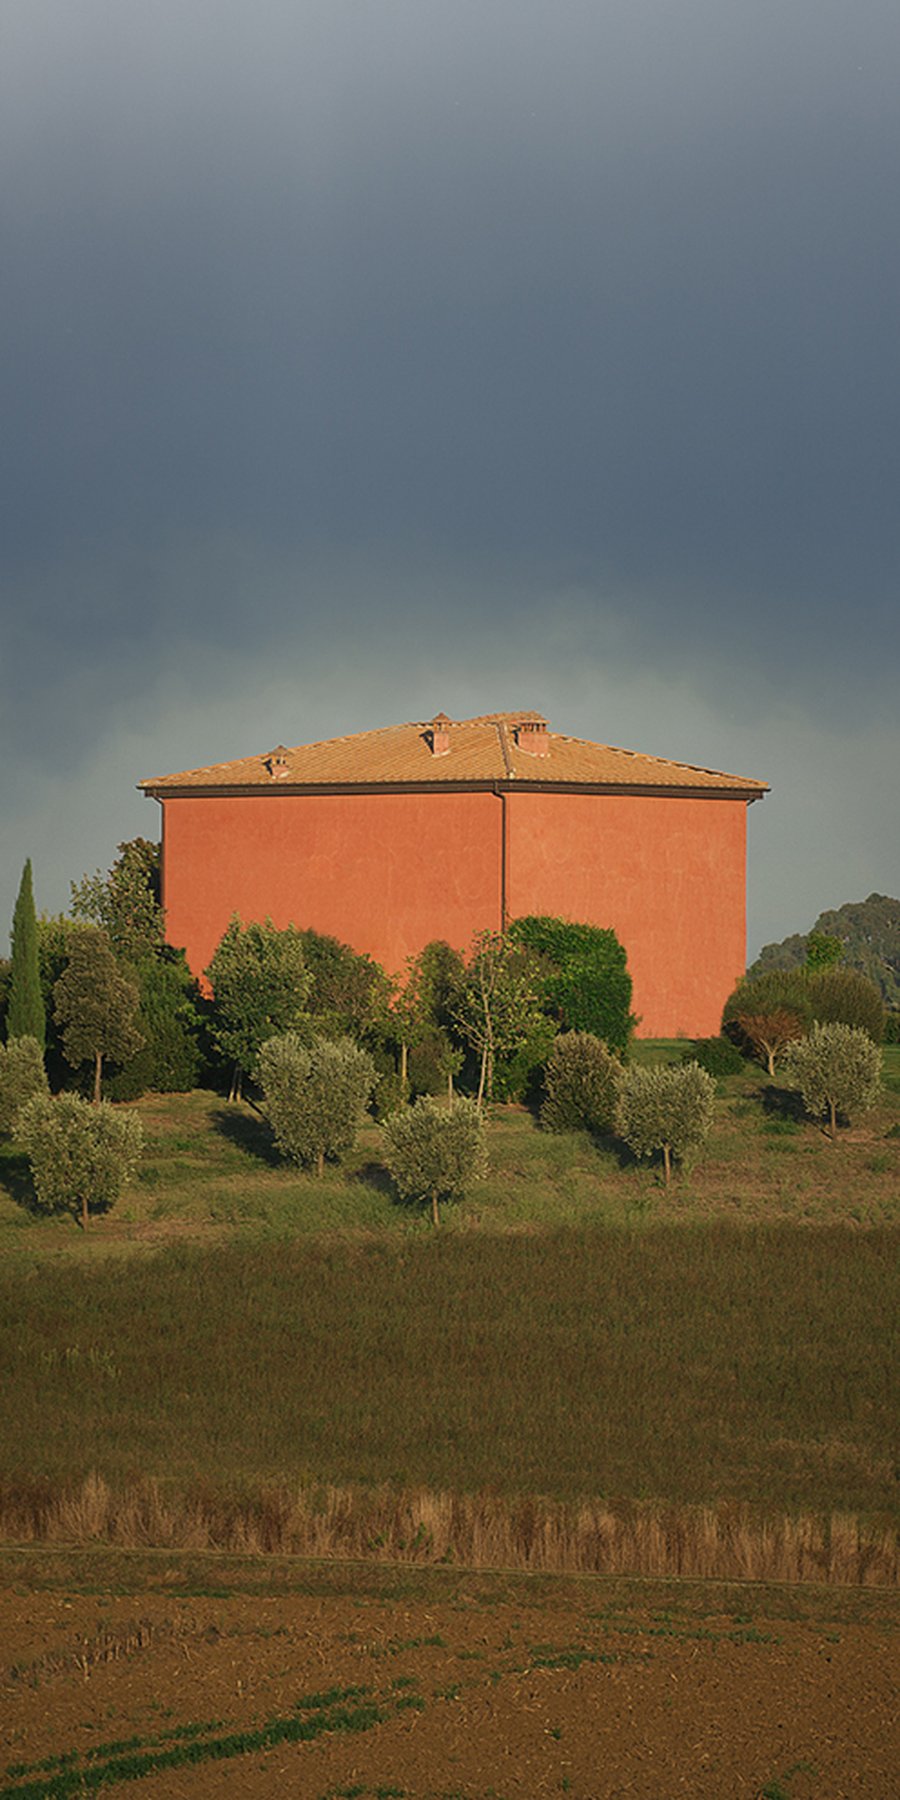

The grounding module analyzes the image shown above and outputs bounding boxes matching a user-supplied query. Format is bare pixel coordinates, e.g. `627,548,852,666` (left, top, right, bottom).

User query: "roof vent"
427,713,451,757
265,746,291,780
515,716,549,757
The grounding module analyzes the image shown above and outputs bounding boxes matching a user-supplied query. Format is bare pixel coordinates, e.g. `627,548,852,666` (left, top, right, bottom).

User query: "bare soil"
2,1563,897,1799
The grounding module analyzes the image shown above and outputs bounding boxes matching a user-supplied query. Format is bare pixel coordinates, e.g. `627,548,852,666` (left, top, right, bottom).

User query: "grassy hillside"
0,1048,897,1583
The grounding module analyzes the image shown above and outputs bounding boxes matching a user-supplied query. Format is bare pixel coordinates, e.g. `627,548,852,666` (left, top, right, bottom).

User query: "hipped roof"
140,712,768,799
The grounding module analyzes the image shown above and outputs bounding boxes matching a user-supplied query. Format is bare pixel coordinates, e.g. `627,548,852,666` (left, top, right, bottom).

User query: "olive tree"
18,1092,143,1230
616,1062,716,1184
256,1033,377,1175
541,1032,621,1134
0,1035,48,1135
383,1095,487,1227
783,1022,882,1136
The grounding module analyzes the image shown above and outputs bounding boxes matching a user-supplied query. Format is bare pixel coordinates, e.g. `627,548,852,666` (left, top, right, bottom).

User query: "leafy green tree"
71,839,164,966
298,928,391,1041
34,915,92,1090
616,1062,716,1184
382,1095,487,1227
805,930,843,973
18,1092,142,1230
53,929,144,1103
206,917,312,1100
509,915,635,1054
8,860,45,1046
0,1036,49,1135
106,950,203,1100
453,930,548,1106
783,1023,882,1137
256,1033,377,1175
390,940,466,1099
541,1032,621,1134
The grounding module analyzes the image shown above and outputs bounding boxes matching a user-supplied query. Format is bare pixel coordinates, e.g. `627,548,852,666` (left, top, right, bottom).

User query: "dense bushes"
723,963,885,1074
17,1092,143,1229
257,1034,377,1175
684,1036,745,1078
541,1032,621,1134
383,1096,487,1225
510,915,635,1054
807,968,885,1043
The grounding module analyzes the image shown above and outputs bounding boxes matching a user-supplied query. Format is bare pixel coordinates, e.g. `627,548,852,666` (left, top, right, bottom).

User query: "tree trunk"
316,1148,325,1178
828,1100,837,1137
447,1070,454,1106
766,1048,776,1078
80,1191,89,1231
476,1044,488,1110
400,1041,408,1090
228,1064,243,1104
93,1051,102,1105
431,1191,440,1229
662,1143,672,1185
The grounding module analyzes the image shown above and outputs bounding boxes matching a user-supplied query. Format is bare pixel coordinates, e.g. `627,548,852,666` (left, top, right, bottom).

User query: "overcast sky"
2,0,898,962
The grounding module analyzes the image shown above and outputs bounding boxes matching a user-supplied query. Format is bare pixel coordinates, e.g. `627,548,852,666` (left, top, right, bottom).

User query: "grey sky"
2,1,898,961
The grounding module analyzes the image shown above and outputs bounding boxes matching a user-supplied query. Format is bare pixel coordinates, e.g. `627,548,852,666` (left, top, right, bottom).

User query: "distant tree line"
750,893,900,1012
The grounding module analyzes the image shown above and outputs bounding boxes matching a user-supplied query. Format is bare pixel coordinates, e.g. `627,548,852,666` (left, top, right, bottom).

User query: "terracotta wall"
159,786,748,1037
160,790,504,987
506,791,747,1038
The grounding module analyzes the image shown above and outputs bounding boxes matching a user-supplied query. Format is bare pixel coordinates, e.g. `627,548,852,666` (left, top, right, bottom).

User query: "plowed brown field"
2,1559,897,1799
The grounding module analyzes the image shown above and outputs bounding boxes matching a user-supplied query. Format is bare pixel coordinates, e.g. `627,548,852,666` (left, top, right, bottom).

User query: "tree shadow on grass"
0,1147,41,1214
352,1160,397,1200
761,1084,807,1124
209,1106,281,1167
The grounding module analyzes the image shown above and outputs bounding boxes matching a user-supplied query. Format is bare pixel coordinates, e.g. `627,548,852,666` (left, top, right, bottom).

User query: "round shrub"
257,1033,377,1175
616,1061,716,1184
0,1034,48,1135
541,1031,621,1134
382,1095,487,1227
783,1022,882,1135
683,1036,745,1079
17,1092,143,1229
806,968,885,1044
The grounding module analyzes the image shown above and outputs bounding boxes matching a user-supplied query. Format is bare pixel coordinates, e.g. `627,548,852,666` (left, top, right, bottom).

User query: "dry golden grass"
2,1473,895,1588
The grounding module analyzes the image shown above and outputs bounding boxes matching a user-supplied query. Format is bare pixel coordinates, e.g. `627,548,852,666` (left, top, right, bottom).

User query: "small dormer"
427,712,452,757
515,715,549,757
265,746,291,780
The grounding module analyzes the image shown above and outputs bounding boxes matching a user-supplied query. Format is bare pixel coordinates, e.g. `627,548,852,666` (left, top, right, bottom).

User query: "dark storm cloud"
2,2,898,943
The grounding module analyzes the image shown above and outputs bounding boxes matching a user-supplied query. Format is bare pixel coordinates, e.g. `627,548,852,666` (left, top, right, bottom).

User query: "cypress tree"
8,860,45,1047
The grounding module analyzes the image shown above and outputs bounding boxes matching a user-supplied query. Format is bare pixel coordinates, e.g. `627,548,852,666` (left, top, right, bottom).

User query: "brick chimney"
516,715,549,757
428,713,451,756
265,746,291,779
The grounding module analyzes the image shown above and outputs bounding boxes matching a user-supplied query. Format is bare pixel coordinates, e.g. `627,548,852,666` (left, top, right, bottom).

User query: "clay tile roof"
140,712,768,796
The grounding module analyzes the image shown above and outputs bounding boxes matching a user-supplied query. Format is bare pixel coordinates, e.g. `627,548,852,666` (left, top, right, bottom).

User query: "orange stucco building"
140,711,767,1038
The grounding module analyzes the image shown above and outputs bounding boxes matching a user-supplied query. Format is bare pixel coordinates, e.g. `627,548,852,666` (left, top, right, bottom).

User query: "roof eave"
141,778,768,802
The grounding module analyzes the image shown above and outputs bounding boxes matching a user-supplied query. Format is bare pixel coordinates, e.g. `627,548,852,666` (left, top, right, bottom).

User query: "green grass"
2,1046,900,1264
0,1224,896,1517
0,1051,898,1542
0,1686,390,1800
